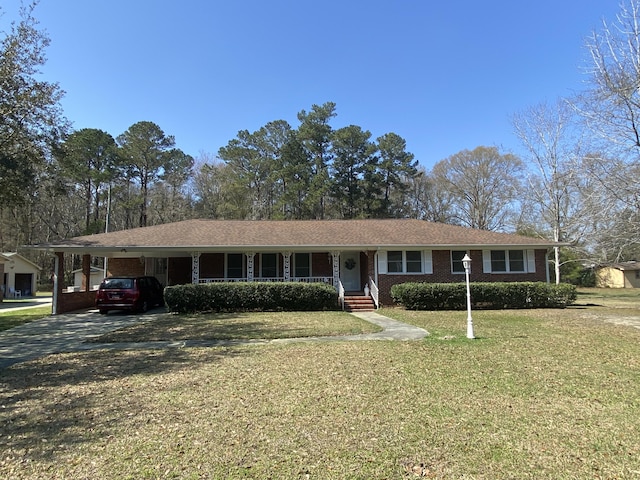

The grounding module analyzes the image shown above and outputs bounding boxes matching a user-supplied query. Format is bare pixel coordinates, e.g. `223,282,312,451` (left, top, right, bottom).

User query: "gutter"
25,242,567,255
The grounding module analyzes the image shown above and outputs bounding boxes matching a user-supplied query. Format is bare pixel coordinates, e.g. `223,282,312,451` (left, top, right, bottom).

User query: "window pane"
103,278,133,289
227,253,243,278
388,251,403,273
451,250,466,273
294,253,310,277
491,250,507,272
406,251,422,272
261,253,278,278
509,250,525,272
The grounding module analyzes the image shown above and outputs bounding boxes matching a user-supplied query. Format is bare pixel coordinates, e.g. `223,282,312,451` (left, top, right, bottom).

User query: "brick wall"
57,291,96,313
95,248,549,307
107,258,145,277
53,252,98,314
377,249,549,306
312,253,332,277
377,274,430,305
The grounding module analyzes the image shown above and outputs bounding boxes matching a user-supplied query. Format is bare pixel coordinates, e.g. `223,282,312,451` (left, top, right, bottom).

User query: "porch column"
283,251,291,281
330,251,340,286
82,254,91,292
191,252,201,284
245,252,255,281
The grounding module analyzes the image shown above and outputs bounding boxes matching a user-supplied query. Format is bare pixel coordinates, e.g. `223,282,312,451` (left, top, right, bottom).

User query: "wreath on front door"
345,258,356,270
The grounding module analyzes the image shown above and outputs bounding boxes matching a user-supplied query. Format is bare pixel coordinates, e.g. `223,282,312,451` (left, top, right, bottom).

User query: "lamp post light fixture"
462,253,475,339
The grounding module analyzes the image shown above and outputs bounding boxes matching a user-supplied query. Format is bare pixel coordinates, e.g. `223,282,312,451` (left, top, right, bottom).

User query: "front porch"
190,251,342,286
51,250,378,314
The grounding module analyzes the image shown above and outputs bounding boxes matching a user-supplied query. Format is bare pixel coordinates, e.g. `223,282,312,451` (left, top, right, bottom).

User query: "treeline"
207,102,419,221
9,101,529,243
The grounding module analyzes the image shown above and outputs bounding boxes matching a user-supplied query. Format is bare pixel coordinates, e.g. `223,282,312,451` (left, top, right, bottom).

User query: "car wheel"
140,300,149,313
99,309,108,315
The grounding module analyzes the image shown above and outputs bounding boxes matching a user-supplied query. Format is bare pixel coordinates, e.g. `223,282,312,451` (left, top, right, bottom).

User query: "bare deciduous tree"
575,0,640,261
513,100,589,282
431,146,523,231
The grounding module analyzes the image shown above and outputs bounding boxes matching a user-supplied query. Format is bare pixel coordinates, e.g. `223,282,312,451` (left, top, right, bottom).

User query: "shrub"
164,282,340,313
390,282,577,310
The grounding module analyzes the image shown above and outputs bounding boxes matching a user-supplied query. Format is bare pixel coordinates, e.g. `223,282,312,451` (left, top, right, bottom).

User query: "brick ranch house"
29,219,561,314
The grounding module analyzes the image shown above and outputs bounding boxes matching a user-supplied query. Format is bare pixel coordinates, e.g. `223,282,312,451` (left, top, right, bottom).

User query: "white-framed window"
387,251,404,272
482,250,535,273
378,250,433,274
260,253,278,278
226,253,244,278
451,250,467,273
294,253,311,278
406,251,422,272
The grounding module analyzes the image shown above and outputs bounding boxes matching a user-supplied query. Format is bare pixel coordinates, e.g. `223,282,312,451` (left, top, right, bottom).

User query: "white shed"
72,266,105,291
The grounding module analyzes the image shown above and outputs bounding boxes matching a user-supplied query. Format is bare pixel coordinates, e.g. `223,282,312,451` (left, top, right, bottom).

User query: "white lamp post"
462,253,475,339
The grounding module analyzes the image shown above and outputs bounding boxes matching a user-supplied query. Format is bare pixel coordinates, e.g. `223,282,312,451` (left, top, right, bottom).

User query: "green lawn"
1,288,639,478
0,306,53,332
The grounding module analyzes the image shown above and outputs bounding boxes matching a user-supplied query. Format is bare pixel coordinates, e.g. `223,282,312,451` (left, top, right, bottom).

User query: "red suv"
95,276,164,314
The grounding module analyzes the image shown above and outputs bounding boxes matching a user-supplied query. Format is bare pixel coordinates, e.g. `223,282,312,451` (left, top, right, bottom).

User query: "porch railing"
199,278,247,283
337,279,345,310
198,276,334,284
368,276,380,309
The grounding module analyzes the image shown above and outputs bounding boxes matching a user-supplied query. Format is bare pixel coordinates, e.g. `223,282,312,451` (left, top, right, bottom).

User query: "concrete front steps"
343,294,376,312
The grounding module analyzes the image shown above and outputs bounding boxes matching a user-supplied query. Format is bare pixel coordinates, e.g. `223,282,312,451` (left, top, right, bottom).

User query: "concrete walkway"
0,309,428,369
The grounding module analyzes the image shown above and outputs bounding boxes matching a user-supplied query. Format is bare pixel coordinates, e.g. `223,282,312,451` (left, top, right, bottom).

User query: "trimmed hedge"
390,282,577,310
164,282,340,313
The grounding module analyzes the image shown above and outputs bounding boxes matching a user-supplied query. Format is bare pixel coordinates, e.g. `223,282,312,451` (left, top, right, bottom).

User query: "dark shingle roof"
31,219,560,253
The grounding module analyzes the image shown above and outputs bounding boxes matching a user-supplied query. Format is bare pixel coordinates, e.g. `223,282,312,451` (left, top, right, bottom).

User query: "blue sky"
1,1,622,168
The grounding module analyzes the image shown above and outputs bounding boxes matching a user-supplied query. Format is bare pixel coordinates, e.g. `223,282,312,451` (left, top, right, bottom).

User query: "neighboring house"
1,252,41,298
595,261,640,288
28,219,563,314
72,266,105,291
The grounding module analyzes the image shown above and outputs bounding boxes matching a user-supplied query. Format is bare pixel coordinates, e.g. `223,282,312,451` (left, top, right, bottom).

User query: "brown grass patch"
90,310,381,342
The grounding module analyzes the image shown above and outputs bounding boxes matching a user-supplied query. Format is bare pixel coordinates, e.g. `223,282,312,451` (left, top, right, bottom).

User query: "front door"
340,251,360,291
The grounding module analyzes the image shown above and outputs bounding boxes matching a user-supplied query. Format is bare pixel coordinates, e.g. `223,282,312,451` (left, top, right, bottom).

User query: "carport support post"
82,254,91,292
53,251,64,315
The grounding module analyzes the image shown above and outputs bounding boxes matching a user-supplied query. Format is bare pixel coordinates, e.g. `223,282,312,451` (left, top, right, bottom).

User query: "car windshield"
102,278,134,289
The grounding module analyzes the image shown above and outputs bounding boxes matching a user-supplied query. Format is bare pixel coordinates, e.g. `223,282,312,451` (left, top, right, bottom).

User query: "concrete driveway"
0,309,163,369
